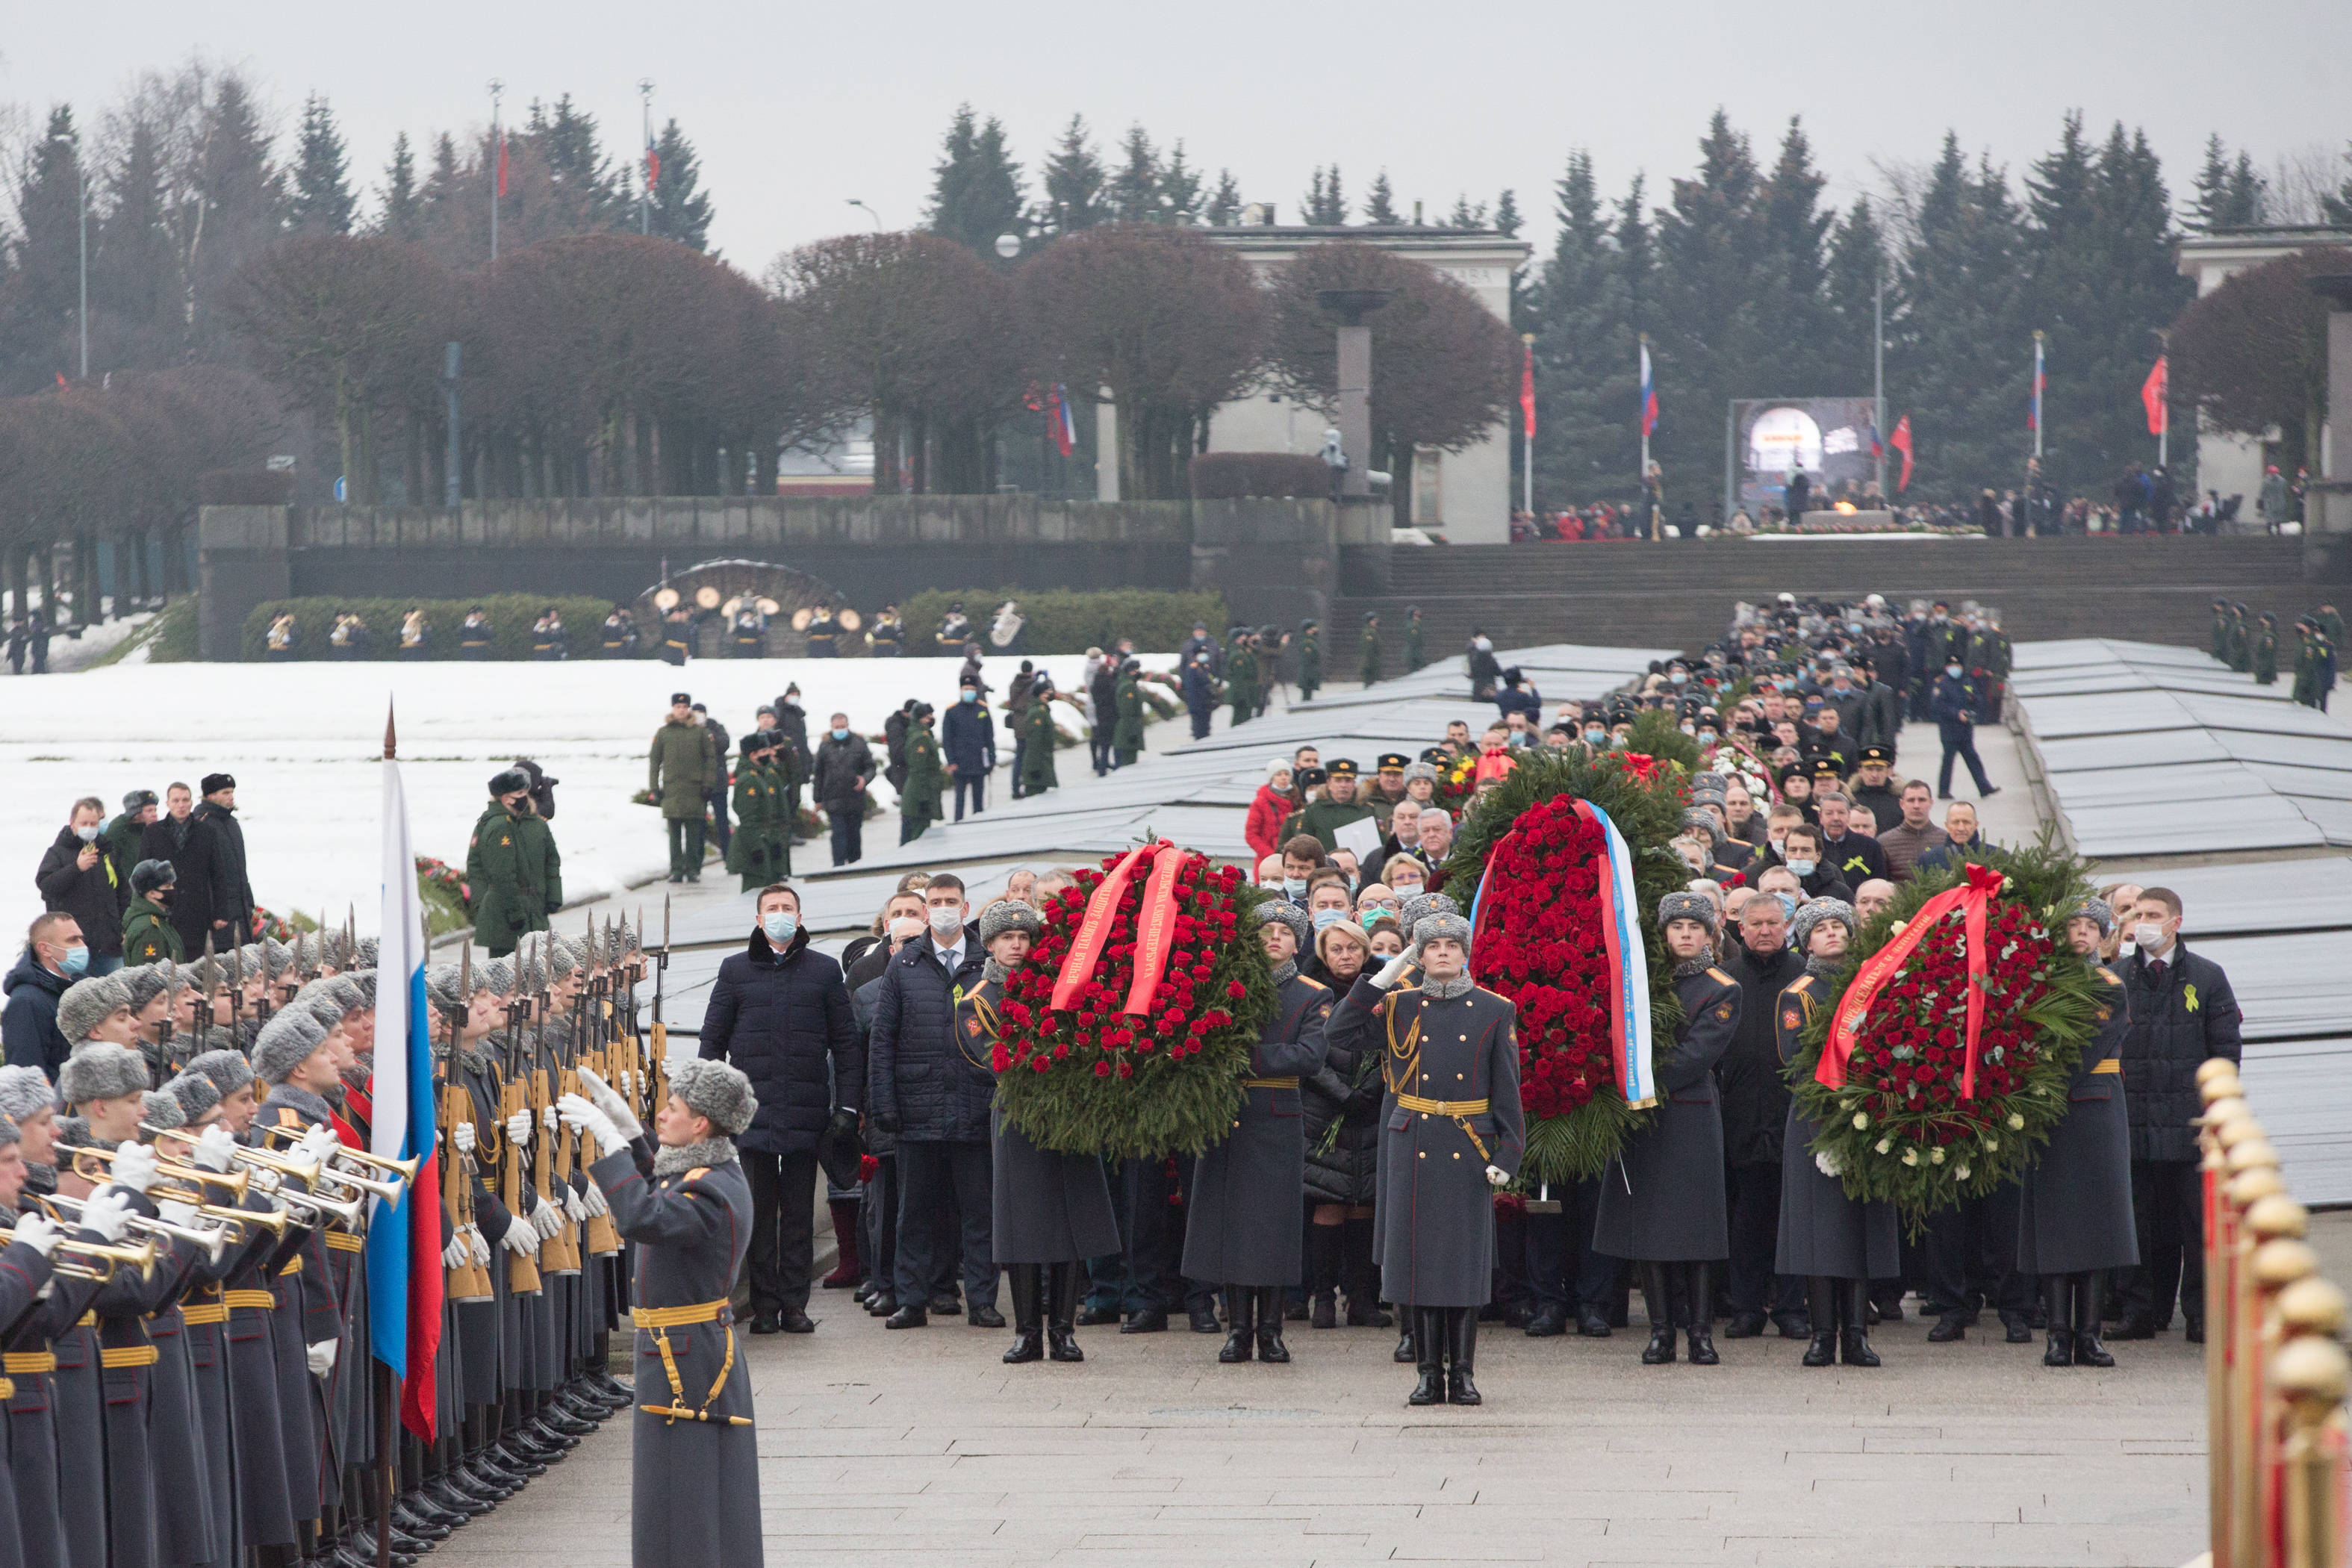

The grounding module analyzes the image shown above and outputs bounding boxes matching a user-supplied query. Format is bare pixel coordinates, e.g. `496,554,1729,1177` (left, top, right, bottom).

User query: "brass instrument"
196,1201,289,1240
72,1141,252,1201
268,1181,366,1230
226,1142,326,1187
255,1124,414,1202
34,1216,161,1282
40,1193,228,1265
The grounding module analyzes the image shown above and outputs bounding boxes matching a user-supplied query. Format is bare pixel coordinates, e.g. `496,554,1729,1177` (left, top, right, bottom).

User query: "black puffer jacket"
1714,942,1806,1166
865,929,990,1142
2118,940,2242,1162
697,925,861,1157
1302,1001,1380,1206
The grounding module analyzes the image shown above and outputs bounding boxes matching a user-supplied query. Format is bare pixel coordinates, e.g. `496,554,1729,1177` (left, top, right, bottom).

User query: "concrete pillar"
1337,324,1372,499
1095,396,1120,502
2305,276,2352,556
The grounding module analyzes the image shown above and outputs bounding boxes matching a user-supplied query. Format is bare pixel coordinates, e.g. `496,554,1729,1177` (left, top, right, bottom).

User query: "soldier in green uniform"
1296,619,1322,702
1359,611,1382,687
467,767,563,958
1018,675,1063,797
2209,599,2230,662
1112,659,1147,767
122,859,185,966
1404,606,1425,672
650,693,719,881
103,788,156,890
458,606,495,659
2253,612,2278,685
899,703,946,844
2319,602,2345,648
727,737,779,892
1287,759,1375,852
1226,628,1260,729
2224,604,2251,672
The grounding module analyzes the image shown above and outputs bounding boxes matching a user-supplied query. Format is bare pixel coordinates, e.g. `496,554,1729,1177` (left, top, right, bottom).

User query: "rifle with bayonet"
435,958,494,1303
497,945,542,1295
527,936,579,1275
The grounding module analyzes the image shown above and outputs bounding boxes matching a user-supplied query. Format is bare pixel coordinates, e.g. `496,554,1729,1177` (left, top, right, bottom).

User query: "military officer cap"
1856,745,1891,766
1790,898,1857,952
1396,892,1460,943
252,1007,330,1086
1811,759,1843,780
1377,753,1408,774
56,975,129,1047
164,1069,223,1124
978,900,1043,944
489,767,532,797
1252,900,1312,949
1298,617,1319,632
1681,808,1725,845
1416,912,1471,950
1656,892,1718,932
2069,896,2116,937
201,773,235,794
183,1048,256,1101
1295,765,1328,791
1325,759,1359,779
1363,610,1378,621
1402,760,1439,785
59,1041,149,1106
1418,747,1447,765
668,1057,757,1137
122,788,158,812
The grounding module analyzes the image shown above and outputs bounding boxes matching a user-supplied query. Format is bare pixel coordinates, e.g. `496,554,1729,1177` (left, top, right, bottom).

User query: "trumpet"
257,1125,415,1201
227,1143,325,1187
40,1194,228,1266
196,1201,289,1240
70,1142,251,1200
44,1231,159,1283
272,1184,366,1230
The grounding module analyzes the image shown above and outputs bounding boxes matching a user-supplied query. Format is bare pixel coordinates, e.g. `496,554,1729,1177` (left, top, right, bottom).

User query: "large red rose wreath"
1444,750,1691,1181
992,843,1278,1157
1789,845,2105,1221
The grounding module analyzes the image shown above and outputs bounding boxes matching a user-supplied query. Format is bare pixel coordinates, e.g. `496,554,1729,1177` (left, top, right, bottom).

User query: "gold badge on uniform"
1782,1009,1801,1030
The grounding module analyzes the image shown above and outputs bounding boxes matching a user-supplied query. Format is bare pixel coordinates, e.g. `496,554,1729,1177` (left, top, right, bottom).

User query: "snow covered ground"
0,651,1175,947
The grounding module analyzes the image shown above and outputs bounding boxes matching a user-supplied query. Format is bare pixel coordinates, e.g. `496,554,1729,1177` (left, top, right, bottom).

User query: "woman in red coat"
1245,762,1295,865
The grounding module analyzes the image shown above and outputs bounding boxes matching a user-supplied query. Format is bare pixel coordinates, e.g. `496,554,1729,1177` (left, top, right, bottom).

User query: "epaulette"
2096,965,2121,985
683,1167,709,1183
1706,966,1735,986
1787,974,1816,992
1294,975,1327,990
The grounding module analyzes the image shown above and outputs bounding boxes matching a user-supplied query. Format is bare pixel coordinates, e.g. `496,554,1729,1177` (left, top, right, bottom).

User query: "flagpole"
1520,333,1535,520
376,699,397,1568
2032,329,2044,461
1638,332,1653,541
638,80,655,236
2157,330,2169,470
488,80,503,262
1873,267,1886,497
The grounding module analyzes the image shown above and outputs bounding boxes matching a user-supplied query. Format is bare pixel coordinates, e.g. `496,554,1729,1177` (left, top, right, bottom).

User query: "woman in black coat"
1302,921,1384,1329
2018,897,2138,1369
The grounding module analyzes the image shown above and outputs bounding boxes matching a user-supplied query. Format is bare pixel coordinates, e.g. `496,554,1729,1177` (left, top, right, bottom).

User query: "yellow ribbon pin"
2184,983,2199,1012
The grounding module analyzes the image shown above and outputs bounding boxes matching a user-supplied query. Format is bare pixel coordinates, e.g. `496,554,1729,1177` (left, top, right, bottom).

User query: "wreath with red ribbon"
1443,749,1691,1182
1788,842,2106,1222
992,841,1278,1157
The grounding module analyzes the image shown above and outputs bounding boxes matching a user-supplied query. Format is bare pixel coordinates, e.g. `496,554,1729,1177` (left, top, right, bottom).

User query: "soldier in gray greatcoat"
1593,893,1740,1367
960,900,1119,1366
563,1057,762,1568
1180,902,1331,1368
1773,899,1896,1369
1328,911,1525,1407
2019,897,2138,1369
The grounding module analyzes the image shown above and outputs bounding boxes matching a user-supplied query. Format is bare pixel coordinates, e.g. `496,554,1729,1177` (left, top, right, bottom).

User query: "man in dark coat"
865,875,998,1328
1,913,80,1075
939,681,997,822
1930,660,1998,800
1715,895,1807,1339
2109,887,2240,1341
101,789,157,893
138,784,215,957
1814,792,1890,889
190,776,253,945
697,885,861,1336
35,797,126,971
810,712,876,868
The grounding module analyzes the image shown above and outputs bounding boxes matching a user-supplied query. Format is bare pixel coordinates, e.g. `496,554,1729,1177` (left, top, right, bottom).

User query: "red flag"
55,373,68,390
2141,355,2168,436
1519,341,1536,439
1888,414,1914,493
495,137,509,199
644,140,661,194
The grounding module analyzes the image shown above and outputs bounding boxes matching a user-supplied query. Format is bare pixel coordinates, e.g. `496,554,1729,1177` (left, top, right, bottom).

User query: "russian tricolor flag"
367,709,444,1438
1638,343,1658,438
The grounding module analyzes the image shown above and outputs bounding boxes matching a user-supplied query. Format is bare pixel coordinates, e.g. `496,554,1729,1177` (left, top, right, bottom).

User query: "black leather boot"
2072,1273,2115,1368
1394,1310,1417,1363
1837,1279,1881,1366
1001,1265,1043,1363
1047,1263,1085,1362
1254,1286,1292,1363
1407,1307,1446,1405
1307,1224,1340,1328
1341,1218,1391,1326
1639,1263,1677,1364
2041,1275,2073,1367
1684,1263,1720,1365
1446,1308,1481,1404
1801,1278,1836,1367
1217,1287,1254,1363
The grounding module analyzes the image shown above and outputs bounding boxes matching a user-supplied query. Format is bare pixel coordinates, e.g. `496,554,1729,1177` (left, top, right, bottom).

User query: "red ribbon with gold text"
1121,844,1187,1016
1816,862,2006,1098
1049,842,1156,1013
1614,751,1658,784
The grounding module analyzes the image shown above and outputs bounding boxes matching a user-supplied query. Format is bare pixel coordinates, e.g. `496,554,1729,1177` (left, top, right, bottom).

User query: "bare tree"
2170,246,2336,475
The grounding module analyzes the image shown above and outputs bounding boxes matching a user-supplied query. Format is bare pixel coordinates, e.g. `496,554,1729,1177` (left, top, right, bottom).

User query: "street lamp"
993,231,1022,260
847,199,882,231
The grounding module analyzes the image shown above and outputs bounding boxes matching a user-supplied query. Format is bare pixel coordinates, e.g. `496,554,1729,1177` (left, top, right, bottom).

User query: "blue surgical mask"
1584,728,1605,744
1774,892,1799,920
1282,877,1307,898
1311,909,1345,931
1786,858,1817,878
830,727,848,741
960,690,977,703
762,912,797,946
60,945,89,976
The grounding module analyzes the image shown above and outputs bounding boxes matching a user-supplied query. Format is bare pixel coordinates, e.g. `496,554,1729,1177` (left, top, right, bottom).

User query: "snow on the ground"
0,651,1175,946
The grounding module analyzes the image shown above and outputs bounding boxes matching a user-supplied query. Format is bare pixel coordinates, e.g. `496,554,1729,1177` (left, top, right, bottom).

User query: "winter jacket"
939,700,996,774
101,812,146,892
191,800,253,942
1914,834,1994,877
121,897,183,967
865,930,990,1142
1301,997,1381,1206
2118,941,2243,1163
35,827,126,956
1245,785,1294,865
811,732,877,813
1714,942,1806,1166
464,803,562,948
138,812,214,956
697,926,862,1157
1929,671,1979,730
647,719,719,821
1,949,69,1077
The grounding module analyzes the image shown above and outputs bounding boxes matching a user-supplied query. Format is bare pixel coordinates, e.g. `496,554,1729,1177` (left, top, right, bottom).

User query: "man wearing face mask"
698,883,861,1336
3,912,84,1075
1930,653,1999,800
36,797,126,975
2109,889,2241,1343
812,712,877,868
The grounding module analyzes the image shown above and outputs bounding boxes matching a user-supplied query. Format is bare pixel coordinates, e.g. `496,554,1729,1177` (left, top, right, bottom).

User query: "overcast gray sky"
7,0,2348,269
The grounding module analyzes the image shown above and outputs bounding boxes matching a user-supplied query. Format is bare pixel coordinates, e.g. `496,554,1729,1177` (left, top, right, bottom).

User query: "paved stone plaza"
435,1307,2206,1568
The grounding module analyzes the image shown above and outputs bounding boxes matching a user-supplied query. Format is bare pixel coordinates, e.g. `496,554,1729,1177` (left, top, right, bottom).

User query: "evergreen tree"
2188,136,2268,230
2324,143,2352,225
287,92,356,234
1888,134,2025,503
93,113,180,367
532,94,621,233
1492,189,1521,236
1447,193,1487,228
1823,197,1887,399
2221,152,2267,228
1301,166,1346,225
647,119,714,250
1650,110,1768,510
1365,170,1400,225
1528,153,1654,504
1204,169,1241,227
1109,125,1163,223
377,131,423,242
1159,140,1202,224
1038,115,1107,234
1757,116,1834,393
186,74,284,359
4,105,84,388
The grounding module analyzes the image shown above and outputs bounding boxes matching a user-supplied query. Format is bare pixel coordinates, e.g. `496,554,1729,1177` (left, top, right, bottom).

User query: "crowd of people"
2210,598,2340,709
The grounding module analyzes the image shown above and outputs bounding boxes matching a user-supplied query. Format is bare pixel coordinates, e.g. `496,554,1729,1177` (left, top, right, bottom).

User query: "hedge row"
240,595,620,662
895,588,1227,656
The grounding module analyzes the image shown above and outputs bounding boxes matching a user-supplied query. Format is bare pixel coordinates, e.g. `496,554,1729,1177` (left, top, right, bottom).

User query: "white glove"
467,1225,492,1266
296,1124,341,1166
575,1065,643,1140
307,1339,337,1377
10,1215,60,1257
617,1069,633,1098
580,1181,609,1218
442,1233,469,1270
530,1196,563,1240
1485,1164,1511,1187
108,1143,161,1195
193,1124,238,1173
542,1104,560,1134
562,1186,588,1223
499,1221,538,1259
79,1189,134,1243
1371,945,1419,990
451,1121,476,1156
157,1199,199,1228
557,1093,627,1158
505,1109,533,1148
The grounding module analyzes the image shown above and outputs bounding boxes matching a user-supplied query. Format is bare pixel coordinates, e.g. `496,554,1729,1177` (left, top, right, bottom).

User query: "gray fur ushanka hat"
666,1058,756,1137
